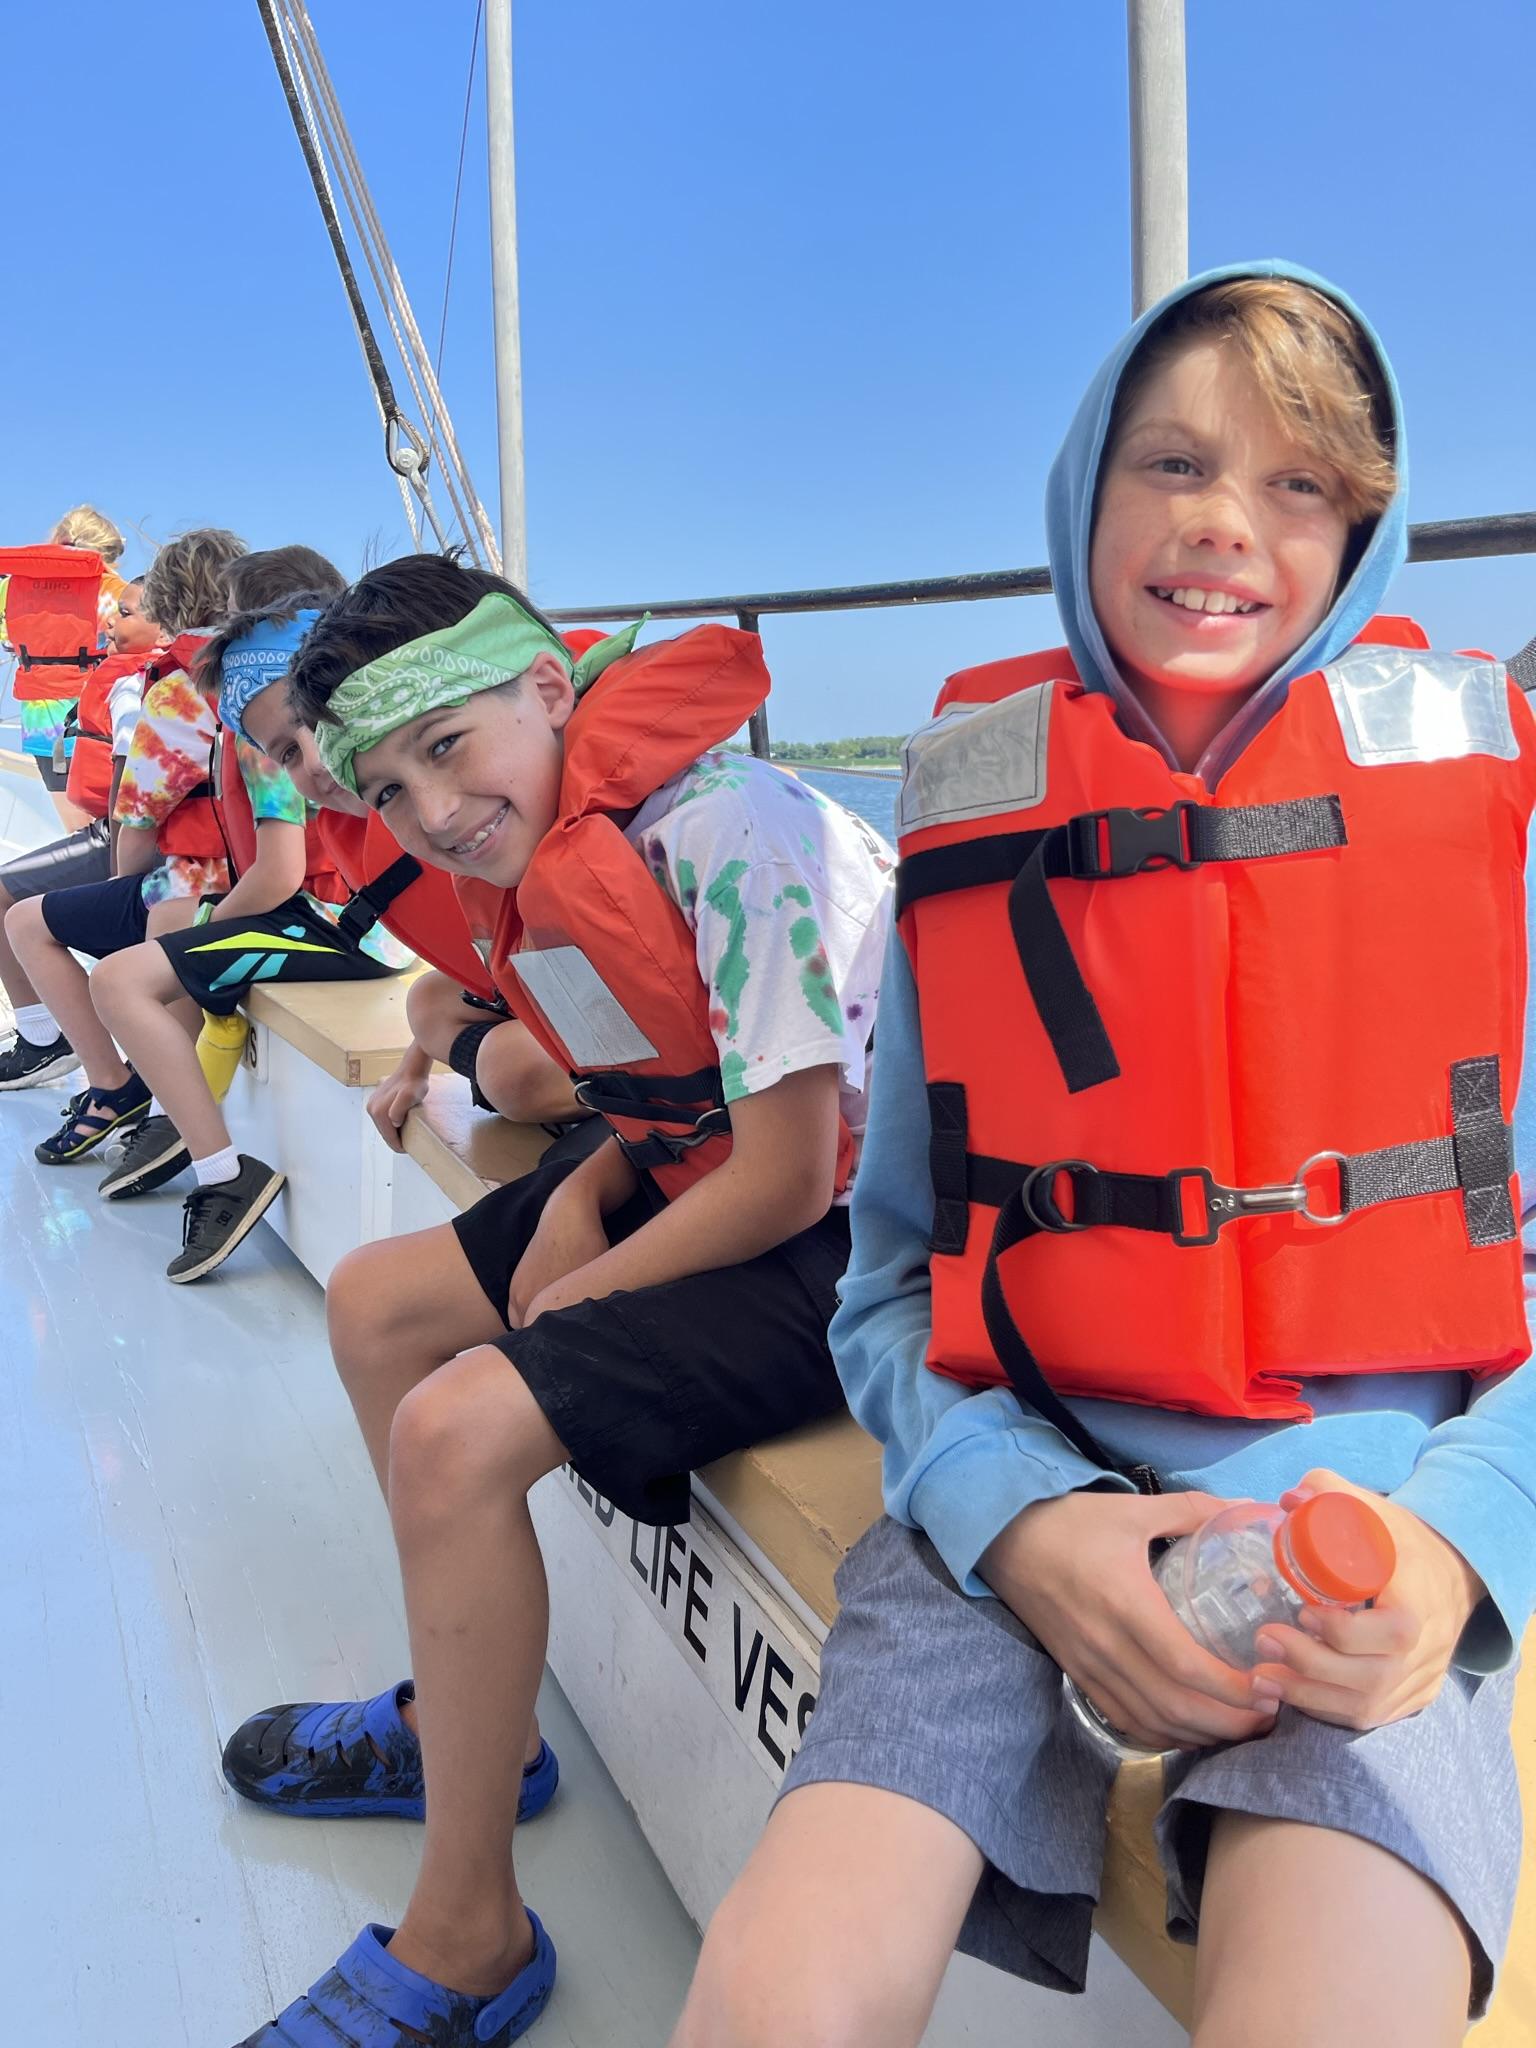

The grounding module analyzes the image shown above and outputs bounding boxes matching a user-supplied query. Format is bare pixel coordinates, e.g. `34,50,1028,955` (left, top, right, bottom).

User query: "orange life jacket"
471,622,855,1200
137,632,226,860
210,725,349,905
65,646,163,818
896,618,1536,1463
309,807,497,994
0,545,106,702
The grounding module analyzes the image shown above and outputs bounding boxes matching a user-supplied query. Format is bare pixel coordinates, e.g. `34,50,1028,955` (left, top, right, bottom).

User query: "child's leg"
0,883,44,1012
326,1225,508,1489
7,896,130,1086
1192,1813,1472,2048
408,970,584,1125
90,941,229,1158
404,969,490,1062
672,1784,983,2048
380,1346,568,1994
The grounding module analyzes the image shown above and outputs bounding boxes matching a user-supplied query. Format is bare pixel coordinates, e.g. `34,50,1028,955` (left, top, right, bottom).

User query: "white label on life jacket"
897,680,1053,834
509,945,659,1067
1325,646,1518,766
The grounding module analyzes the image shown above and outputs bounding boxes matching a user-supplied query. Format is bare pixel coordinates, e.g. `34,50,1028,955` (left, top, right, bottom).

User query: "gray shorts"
0,819,111,902
781,1515,1521,2017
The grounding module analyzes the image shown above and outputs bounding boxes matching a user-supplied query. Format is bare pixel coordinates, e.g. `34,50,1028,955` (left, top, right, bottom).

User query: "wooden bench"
233,988,1536,2038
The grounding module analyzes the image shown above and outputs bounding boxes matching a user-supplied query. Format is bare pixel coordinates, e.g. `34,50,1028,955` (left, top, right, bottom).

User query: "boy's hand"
508,1172,612,1328
981,1489,1277,1753
367,1053,431,1153
1250,1469,1485,1730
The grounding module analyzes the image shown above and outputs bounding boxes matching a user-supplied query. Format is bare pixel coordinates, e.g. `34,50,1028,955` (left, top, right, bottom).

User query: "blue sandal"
234,1915,556,2045
34,1073,150,1164
222,1679,559,1823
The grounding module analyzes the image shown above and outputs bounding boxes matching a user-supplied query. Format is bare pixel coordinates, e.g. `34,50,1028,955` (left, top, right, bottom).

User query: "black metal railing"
545,509,1536,760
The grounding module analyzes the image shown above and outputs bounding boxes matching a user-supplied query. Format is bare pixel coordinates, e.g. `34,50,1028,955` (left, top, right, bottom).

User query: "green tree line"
727,734,906,765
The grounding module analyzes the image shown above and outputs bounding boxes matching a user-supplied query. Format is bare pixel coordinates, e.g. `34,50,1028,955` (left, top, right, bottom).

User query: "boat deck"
0,1075,701,2047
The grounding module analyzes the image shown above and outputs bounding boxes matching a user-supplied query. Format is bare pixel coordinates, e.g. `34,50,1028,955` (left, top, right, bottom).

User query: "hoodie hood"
1043,259,1408,782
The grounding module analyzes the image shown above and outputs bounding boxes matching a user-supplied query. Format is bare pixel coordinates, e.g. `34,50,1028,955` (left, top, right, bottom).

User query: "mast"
485,0,529,586
1126,0,1189,316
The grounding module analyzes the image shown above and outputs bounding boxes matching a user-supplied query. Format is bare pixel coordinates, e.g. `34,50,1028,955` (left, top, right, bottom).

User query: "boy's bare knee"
676,1878,910,2048
387,1348,544,1508
327,1242,405,1360
5,896,43,946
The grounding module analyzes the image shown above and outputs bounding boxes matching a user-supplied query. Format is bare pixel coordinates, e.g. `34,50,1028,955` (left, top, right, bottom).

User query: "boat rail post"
739,609,773,760
486,0,528,585
1126,0,1189,317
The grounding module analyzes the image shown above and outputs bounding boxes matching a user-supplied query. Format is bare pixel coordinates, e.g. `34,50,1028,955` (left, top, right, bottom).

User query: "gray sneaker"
99,1114,192,1200
167,1155,286,1284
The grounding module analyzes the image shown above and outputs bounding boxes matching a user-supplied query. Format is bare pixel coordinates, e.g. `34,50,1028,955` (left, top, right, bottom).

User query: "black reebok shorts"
155,893,399,1013
452,1154,852,1525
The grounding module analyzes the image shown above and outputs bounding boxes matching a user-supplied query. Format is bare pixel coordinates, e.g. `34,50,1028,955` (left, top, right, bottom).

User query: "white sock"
149,1097,164,1118
192,1145,241,1188
15,1003,61,1046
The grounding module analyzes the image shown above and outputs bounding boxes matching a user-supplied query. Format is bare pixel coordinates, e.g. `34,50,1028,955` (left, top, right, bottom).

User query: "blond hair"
1114,278,1396,527
141,529,249,636
50,503,125,563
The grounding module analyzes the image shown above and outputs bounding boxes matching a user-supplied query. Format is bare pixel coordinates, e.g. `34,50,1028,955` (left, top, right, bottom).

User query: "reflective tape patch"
1325,646,1517,766
898,682,1053,835
508,946,659,1067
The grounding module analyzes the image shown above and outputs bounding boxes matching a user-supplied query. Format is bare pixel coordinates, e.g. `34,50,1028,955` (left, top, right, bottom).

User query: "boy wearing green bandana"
221,553,895,2048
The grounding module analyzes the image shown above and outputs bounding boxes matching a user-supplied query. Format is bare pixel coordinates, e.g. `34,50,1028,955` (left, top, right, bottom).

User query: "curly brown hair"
141,529,249,635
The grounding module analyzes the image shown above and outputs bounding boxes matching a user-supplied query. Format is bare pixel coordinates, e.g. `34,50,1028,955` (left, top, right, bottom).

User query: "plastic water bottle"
1066,1492,1397,1760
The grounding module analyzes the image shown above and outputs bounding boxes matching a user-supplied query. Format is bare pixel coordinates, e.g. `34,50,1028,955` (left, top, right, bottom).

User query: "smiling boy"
220,558,894,2046
674,263,1536,2048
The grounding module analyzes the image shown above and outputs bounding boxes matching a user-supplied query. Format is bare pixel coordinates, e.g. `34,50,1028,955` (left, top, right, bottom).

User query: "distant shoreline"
776,758,901,779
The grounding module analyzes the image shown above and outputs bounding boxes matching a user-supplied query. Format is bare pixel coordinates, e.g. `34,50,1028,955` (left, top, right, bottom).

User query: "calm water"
794,765,900,846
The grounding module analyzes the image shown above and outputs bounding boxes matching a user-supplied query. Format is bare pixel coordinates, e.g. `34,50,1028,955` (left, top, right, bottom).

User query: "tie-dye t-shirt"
232,733,413,970
622,750,894,1198
114,667,229,907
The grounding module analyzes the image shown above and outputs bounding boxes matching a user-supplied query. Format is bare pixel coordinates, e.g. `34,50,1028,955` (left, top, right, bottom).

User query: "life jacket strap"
572,1063,731,1171
17,645,104,673
336,853,422,945
942,1059,1516,1481
899,796,1347,1095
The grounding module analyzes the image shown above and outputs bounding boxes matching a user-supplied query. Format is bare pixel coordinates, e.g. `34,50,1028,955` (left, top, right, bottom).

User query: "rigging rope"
253,0,422,545
436,0,486,387
280,1,500,566
255,0,499,565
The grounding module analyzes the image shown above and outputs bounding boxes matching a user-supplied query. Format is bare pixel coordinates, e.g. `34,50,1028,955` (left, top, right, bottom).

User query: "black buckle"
1066,802,1197,880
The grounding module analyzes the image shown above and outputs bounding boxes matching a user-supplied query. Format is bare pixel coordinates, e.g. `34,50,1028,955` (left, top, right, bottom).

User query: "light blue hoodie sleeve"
1389,829,1536,1672
829,930,1129,1595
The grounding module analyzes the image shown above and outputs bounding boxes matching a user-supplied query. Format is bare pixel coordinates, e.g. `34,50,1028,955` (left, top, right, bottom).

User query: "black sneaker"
167,1155,286,1284
0,1032,78,1090
99,1115,193,1200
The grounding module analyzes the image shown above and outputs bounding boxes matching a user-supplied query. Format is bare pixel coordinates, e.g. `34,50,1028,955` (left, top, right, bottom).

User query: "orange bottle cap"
1278,1493,1397,1606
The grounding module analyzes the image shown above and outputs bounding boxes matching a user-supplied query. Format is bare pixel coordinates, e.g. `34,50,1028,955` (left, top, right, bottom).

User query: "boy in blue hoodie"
674,263,1536,2048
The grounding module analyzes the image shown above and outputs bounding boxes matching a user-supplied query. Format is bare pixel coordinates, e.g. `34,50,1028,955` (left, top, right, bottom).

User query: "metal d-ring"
1021,1159,1096,1233
1295,1150,1349,1226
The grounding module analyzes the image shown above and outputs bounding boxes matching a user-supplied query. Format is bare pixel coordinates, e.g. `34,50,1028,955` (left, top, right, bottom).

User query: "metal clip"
1168,1166,1307,1247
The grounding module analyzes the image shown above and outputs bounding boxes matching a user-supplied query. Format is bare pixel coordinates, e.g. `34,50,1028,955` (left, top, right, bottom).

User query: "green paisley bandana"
315,592,645,793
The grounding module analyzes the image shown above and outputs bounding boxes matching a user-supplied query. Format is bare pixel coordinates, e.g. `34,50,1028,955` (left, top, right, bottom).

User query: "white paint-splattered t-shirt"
625,750,895,1198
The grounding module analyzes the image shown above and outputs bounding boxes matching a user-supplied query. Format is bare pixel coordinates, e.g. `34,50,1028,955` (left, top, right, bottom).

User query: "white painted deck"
0,1078,701,2048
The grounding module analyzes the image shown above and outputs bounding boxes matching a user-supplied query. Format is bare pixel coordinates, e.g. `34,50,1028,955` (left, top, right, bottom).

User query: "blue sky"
7,0,1533,740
